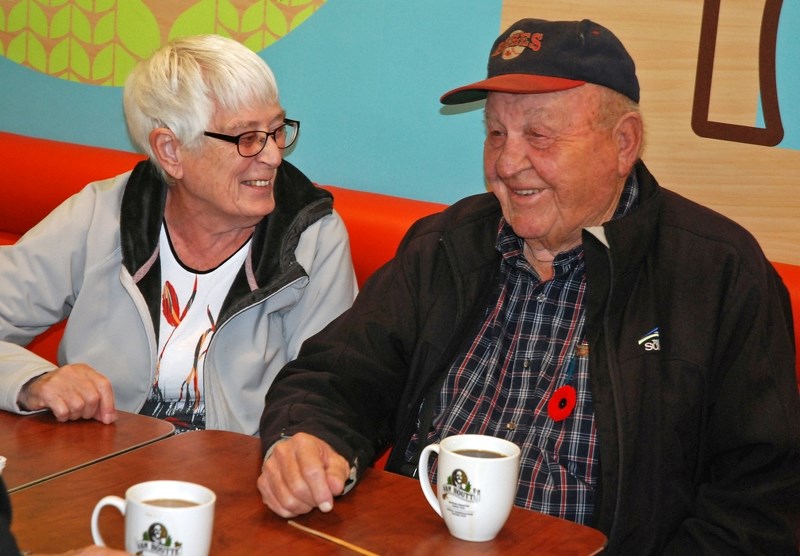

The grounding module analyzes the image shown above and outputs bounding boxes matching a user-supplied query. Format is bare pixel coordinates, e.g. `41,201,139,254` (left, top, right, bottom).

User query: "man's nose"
494,137,530,178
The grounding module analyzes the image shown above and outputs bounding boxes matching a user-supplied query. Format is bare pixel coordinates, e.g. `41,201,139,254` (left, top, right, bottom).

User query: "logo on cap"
492,30,543,60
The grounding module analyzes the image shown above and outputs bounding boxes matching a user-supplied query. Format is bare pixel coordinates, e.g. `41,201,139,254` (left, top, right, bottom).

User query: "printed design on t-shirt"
151,276,216,411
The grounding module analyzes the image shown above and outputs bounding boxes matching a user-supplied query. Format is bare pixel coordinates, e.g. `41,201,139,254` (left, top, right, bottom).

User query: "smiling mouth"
243,179,271,187
513,189,543,196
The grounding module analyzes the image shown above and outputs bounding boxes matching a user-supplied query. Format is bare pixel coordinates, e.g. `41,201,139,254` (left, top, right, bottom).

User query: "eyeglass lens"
238,122,298,156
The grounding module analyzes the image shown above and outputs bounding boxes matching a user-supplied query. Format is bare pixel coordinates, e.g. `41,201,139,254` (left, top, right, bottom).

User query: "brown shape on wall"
692,0,784,146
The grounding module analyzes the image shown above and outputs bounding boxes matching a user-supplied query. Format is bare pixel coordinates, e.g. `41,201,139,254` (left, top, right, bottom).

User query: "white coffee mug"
419,434,521,542
91,480,216,556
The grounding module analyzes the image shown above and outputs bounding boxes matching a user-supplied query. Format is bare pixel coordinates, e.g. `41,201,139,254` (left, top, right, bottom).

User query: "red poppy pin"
547,385,577,421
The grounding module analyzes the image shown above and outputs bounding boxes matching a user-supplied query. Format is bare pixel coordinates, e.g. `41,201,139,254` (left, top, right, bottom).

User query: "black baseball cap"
440,18,639,104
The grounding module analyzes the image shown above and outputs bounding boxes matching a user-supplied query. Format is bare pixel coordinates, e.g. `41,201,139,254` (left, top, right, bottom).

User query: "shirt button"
505,422,517,431
523,359,530,369
537,294,546,303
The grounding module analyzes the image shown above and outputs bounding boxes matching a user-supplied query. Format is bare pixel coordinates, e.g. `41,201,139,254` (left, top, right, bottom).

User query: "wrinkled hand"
17,363,117,424
257,433,350,518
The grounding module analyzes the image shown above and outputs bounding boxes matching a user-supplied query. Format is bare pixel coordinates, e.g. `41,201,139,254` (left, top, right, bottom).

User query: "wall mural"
0,0,500,209
3,0,795,262
0,0,325,85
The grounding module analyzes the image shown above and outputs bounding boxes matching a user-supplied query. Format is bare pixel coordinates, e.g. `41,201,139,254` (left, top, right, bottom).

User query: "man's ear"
613,112,644,176
149,128,183,180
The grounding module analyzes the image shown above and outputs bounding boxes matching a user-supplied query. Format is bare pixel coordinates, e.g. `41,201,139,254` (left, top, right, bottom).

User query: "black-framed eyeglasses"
203,118,300,157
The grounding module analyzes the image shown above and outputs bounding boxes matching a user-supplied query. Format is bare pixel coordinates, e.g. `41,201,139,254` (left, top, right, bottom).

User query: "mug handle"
418,444,442,517
90,495,126,547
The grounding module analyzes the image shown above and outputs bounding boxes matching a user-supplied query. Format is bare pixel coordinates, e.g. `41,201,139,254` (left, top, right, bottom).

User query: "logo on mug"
442,469,482,503
137,522,184,555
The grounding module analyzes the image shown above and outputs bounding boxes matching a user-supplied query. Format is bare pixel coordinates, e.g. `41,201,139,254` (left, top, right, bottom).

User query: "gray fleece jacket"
0,159,357,434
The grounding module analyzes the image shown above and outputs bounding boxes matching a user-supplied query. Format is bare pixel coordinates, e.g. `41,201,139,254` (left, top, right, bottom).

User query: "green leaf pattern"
0,0,326,85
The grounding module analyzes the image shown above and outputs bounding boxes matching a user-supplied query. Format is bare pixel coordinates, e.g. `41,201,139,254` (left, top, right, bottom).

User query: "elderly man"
257,18,800,552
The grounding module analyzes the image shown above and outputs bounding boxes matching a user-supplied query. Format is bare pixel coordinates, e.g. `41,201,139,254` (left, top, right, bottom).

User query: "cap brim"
440,74,586,105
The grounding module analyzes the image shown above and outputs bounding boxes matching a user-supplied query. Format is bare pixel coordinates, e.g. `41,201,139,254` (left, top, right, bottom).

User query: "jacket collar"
592,160,662,276
440,159,662,285
119,158,333,326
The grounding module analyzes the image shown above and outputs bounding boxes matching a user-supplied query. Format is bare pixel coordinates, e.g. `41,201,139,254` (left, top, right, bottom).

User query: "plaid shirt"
414,176,638,524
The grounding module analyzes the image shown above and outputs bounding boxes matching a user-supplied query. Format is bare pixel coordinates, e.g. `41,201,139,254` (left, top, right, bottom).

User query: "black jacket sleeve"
0,477,21,556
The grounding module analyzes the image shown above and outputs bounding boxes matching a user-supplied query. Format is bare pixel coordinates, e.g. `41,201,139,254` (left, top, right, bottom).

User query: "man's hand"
257,433,350,518
17,363,117,424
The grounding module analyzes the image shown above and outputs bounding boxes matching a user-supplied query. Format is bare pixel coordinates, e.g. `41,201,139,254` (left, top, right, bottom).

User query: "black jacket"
261,161,800,553
1,477,21,556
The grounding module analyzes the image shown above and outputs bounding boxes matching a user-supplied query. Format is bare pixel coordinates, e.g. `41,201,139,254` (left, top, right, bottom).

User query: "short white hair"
123,34,279,161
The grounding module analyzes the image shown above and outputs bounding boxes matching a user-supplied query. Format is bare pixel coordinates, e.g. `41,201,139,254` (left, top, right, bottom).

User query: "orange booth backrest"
0,132,446,288
0,132,145,239
322,185,445,286
774,262,800,375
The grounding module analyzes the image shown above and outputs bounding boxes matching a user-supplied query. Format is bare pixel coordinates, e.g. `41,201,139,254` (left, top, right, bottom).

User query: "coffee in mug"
452,449,504,458
419,434,521,542
144,499,201,508
91,480,215,556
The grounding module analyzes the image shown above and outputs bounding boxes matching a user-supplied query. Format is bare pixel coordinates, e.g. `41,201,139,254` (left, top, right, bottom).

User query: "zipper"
602,244,625,547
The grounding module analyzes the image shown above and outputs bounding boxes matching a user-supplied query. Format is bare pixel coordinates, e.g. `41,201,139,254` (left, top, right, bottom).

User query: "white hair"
123,34,279,161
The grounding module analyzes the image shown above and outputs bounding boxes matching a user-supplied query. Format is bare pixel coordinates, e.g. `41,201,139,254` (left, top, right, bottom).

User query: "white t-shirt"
141,224,250,431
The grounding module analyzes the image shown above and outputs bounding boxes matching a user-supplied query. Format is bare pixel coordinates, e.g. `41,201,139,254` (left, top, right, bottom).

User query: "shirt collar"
495,171,640,269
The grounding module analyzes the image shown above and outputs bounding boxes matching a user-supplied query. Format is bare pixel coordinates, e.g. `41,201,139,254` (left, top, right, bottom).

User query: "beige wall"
502,1,799,264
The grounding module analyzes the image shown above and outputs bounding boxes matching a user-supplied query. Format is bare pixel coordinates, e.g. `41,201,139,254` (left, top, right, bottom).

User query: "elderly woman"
0,35,357,435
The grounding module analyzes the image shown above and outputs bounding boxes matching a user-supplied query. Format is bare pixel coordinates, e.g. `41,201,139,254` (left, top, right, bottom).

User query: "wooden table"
0,409,174,492
10,431,607,554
